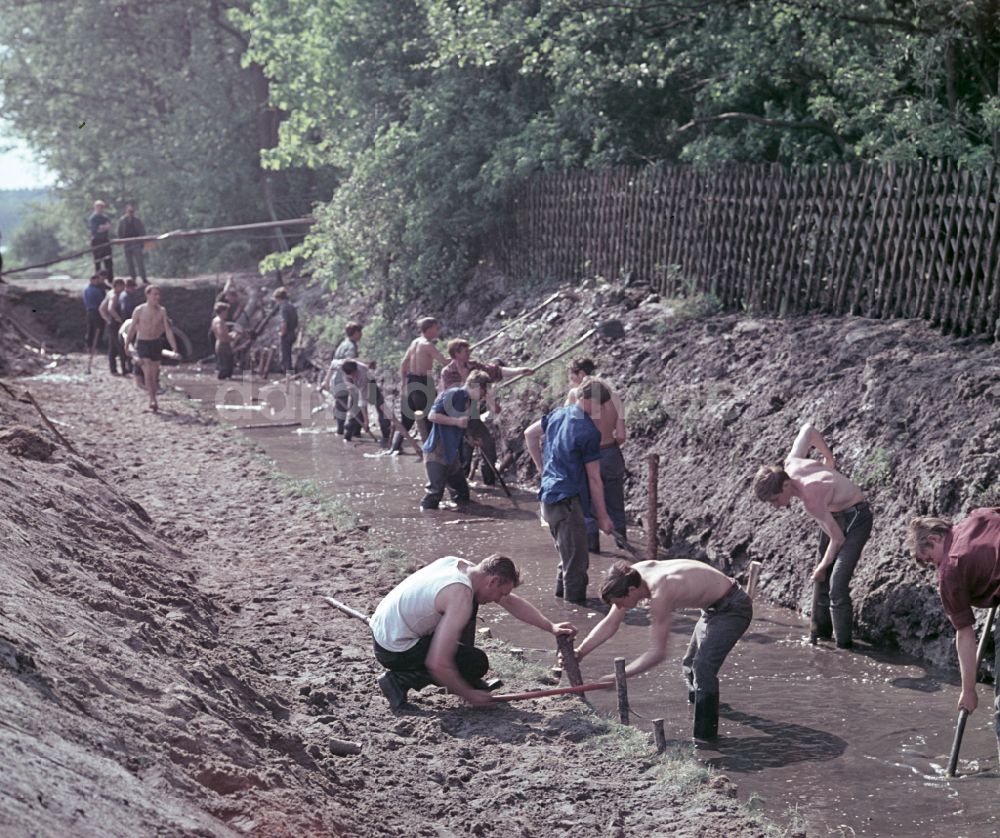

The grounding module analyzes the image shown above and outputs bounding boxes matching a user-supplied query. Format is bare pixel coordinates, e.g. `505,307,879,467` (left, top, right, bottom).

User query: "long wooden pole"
492,682,612,702
470,291,563,351
322,596,371,625
494,328,596,390
946,605,998,777
2,217,316,277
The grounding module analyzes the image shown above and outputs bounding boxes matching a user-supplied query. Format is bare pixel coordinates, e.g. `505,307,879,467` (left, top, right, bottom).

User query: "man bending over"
752,423,872,649
369,554,576,710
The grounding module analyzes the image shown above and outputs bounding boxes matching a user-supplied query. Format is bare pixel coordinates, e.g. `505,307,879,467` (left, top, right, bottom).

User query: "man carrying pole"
752,422,873,649
369,554,577,710
570,559,752,740
907,509,1000,765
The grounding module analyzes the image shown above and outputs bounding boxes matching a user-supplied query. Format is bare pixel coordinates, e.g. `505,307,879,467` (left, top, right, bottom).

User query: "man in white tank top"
370,555,577,710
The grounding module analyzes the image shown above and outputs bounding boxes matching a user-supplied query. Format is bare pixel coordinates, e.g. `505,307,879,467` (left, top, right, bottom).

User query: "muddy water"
172,373,999,837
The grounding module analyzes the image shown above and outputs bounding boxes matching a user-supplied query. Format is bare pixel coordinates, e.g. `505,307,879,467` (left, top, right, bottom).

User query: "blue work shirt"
83,283,105,311
538,405,601,505
422,387,474,465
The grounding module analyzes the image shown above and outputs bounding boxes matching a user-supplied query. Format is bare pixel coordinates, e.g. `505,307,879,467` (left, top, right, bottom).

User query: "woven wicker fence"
494,161,1000,338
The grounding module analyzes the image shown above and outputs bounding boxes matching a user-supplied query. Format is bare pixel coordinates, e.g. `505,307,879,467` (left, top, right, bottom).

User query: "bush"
10,215,62,264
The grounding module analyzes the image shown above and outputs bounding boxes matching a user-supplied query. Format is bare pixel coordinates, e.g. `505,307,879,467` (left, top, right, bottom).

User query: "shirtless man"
753,422,873,649
571,559,752,740
124,285,178,412
211,301,236,380
389,316,448,452
565,357,627,553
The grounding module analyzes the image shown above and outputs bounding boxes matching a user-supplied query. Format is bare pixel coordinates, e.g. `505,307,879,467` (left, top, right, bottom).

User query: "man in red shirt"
908,508,1000,761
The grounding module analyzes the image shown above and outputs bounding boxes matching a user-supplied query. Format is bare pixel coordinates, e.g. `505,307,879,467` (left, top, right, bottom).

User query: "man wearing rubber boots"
753,422,872,649
908,509,1000,763
571,559,752,740
369,554,576,710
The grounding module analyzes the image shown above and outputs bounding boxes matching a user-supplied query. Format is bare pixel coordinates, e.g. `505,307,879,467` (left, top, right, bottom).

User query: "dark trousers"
373,601,487,689
462,418,498,484
124,245,147,283
280,331,296,373
812,502,873,645
91,237,113,279
542,495,590,602
583,443,628,536
422,459,470,508
216,343,234,380
682,585,753,698
401,374,434,434
85,309,105,350
107,318,127,372
994,616,1000,763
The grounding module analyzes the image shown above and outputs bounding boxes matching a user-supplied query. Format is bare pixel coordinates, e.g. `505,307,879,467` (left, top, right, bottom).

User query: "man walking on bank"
753,422,872,649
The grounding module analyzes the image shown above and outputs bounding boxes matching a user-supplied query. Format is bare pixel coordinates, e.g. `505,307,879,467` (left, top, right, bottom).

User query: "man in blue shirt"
83,272,107,373
525,378,614,604
88,200,114,280
420,370,491,510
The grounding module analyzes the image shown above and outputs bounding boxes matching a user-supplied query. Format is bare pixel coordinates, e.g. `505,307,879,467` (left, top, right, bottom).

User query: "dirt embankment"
442,281,999,668
0,357,773,836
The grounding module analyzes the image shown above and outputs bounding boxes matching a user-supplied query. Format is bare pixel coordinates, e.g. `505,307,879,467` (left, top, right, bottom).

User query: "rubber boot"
693,693,720,740
587,532,601,554
388,431,404,454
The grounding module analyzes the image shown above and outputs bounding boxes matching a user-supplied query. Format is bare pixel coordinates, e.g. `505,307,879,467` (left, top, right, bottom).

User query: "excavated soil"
0,355,771,837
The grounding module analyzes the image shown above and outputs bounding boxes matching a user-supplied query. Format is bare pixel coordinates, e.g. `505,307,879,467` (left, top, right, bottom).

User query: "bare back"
639,559,735,617
211,315,232,344
784,457,865,514
566,385,625,445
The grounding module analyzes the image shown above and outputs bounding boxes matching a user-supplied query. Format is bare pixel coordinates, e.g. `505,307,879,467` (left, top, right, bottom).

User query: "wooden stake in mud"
615,657,630,725
646,454,659,559
237,421,302,430
556,635,584,687
946,604,998,777
652,719,667,753
746,561,763,598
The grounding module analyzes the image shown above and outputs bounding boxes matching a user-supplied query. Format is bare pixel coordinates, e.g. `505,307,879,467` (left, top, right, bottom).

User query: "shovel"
946,604,998,777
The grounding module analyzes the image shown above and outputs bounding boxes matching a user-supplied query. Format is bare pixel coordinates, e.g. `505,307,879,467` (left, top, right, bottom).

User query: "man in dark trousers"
752,422,873,649
369,554,576,710
117,202,148,284
908,509,1000,762
88,200,114,279
524,378,614,604
273,286,298,374
83,272,107,374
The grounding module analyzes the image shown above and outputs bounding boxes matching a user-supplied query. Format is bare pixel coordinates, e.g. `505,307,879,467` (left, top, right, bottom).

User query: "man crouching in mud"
369,554,576,710
570,560,752,740
753,422,872,649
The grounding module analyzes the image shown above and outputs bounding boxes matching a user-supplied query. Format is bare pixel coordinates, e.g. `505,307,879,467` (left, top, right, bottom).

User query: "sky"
0,131,56,190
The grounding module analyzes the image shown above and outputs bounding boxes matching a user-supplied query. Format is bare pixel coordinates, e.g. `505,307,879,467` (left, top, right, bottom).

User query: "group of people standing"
87,199,149,285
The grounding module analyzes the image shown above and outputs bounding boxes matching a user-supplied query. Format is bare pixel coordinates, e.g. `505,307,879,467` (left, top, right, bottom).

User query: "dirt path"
0,358,777,837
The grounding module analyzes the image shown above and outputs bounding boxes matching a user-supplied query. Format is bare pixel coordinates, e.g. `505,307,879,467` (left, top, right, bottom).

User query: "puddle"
170,371,1000,837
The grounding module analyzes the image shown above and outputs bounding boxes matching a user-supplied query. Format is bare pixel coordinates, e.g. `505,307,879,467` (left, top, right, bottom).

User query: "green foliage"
855,446,894,489
10,215,62,264
0,1,319,276
0,189,52,243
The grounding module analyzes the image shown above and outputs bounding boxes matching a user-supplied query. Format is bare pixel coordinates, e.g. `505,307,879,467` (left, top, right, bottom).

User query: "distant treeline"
0,189,51,243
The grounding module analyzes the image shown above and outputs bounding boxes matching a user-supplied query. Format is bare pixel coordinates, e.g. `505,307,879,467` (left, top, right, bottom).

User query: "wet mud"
177,371,1000,838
